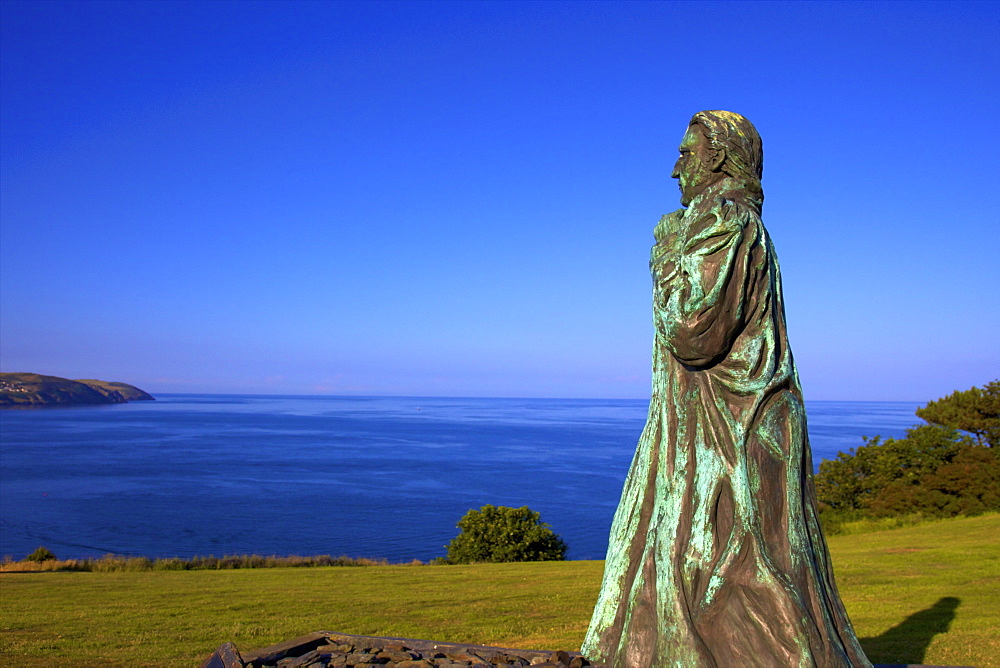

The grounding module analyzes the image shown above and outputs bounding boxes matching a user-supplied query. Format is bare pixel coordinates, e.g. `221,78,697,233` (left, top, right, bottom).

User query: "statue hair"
690,110,764,205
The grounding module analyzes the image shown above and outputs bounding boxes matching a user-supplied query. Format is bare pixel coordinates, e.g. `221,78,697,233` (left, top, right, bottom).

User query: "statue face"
672,125,723,207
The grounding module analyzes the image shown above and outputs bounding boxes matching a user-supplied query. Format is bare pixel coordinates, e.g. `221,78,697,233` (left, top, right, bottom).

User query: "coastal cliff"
0,372,154,407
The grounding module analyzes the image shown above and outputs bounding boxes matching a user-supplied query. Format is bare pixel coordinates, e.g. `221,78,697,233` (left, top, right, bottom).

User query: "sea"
0,395,921,563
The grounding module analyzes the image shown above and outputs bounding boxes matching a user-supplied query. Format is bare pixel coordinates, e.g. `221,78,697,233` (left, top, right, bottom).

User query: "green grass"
2,514,997,667
820,510,957,536
826,513,999,666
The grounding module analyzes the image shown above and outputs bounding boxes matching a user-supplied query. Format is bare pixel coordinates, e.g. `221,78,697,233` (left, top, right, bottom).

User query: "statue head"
672,110,763,207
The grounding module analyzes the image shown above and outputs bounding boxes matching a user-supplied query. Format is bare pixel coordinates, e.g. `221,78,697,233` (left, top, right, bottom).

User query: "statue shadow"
862,596,960,666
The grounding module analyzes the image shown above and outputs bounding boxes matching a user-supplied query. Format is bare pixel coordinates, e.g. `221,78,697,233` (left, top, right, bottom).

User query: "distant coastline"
0,372,154,407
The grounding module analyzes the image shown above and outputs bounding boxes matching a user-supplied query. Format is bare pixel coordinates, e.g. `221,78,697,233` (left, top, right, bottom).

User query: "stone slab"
239,631,331,665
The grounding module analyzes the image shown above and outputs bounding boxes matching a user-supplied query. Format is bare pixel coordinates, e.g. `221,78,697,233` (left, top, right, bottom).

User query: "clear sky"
1,0,997,401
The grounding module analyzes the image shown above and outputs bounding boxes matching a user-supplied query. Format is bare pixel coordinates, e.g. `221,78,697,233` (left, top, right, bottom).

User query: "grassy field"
2,514,997,667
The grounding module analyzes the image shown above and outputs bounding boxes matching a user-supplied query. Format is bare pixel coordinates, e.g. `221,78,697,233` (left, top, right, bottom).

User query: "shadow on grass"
861,596,960,665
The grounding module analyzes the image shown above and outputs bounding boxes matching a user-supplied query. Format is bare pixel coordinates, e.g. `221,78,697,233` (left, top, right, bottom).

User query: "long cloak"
582,184,871,667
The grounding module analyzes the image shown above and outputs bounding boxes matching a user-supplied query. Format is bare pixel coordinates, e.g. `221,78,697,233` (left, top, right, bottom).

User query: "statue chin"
677,184,692,207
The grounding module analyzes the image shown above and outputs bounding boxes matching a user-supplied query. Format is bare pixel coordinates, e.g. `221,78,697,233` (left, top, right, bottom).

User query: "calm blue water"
0,395,920,562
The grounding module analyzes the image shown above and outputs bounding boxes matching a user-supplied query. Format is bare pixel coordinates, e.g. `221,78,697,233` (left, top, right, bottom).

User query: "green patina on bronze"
582,111,871,667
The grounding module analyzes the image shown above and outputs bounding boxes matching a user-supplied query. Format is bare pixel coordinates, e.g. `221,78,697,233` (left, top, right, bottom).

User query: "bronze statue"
582,111,871,667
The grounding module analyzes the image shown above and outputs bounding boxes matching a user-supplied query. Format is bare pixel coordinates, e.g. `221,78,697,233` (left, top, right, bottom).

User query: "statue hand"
654,210,686,242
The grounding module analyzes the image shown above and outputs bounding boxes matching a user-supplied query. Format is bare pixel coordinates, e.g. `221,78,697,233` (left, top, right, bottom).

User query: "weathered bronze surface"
582,111,871,667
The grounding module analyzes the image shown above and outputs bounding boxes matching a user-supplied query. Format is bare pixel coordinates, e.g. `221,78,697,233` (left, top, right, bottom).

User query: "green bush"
25,546,57,562
445,504,567,564
1,552,401,573
815,424,973,512
814,383,1000,522
866,446,1000,517
153,557,188,571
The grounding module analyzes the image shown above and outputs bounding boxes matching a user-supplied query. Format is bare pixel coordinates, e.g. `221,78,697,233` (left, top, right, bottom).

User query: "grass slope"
0,372,111,407
74,379,154,402
1,515,996,667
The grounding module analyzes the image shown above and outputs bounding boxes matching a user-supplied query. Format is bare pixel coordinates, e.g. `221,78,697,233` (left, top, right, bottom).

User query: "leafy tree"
815,425,973,511
815,384,1000,521
916,380,1000,447
445,504,567,564
26,546,57,562
867,446,1000,517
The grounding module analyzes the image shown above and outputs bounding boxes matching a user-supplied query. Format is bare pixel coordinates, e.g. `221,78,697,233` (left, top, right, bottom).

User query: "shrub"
815,382,1000,517
815,424,973,512
153,558,188,571
866,446,1000,517
445,504,567,564
25,546,57,562
0,552,399,573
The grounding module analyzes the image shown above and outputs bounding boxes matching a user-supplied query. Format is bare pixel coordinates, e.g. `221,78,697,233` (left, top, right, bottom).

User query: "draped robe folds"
582,185,871,667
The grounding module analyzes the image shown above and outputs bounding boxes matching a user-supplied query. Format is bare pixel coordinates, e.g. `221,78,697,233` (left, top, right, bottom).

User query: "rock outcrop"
200,632,592,668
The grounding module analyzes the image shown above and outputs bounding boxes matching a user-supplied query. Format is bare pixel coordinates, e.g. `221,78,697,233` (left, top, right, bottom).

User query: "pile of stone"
200,632,594,668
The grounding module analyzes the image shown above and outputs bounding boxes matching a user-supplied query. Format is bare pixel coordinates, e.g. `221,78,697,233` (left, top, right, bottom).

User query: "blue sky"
1,0,997,401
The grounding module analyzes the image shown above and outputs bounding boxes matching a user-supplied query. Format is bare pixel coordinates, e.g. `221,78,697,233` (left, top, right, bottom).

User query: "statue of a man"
582,111,871,667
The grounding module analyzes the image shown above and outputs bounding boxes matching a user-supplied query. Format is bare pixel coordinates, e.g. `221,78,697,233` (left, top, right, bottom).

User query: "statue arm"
654,205,753,368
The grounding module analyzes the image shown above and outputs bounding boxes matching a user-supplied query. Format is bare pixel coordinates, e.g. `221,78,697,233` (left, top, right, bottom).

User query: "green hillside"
73,378,155,402
0,372,153,407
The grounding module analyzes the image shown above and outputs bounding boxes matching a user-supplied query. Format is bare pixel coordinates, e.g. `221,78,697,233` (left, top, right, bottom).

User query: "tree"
814,424,973,512
916,380,1000,447
445,505,567,564
815,384,1000,521
866,447,1000,517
